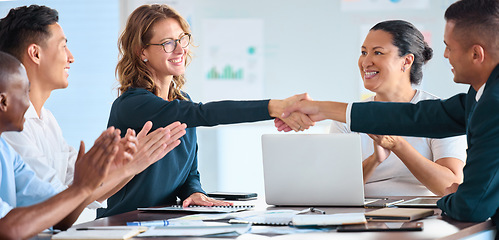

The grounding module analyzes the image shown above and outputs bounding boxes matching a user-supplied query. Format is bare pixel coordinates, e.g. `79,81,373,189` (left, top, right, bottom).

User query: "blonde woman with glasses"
99,4,312,218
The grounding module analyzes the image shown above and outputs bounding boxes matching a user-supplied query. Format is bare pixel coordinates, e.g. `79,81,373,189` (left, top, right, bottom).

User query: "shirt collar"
475,83,486,101
25,101,43,120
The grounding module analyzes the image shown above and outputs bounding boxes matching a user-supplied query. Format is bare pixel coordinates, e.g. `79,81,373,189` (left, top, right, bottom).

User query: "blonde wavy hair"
116,4,191,100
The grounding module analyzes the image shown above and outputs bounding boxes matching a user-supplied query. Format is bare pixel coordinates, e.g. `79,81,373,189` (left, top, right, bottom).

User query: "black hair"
0,5,59,61
0,51,23,90
444,0,498,58
371,20,433,85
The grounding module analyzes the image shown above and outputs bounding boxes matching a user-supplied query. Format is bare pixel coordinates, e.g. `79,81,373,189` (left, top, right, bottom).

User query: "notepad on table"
365,208,434,222
52,226,147,240
137,204,254,213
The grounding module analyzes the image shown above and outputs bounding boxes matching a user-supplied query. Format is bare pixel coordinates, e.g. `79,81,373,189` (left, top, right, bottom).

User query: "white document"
138,222,251,237
170,213,232,221
228,210,302,226
52,226,147,240
292,213,367,227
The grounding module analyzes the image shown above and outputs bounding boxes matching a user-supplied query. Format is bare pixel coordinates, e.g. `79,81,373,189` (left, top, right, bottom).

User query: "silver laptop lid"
262,133,365,206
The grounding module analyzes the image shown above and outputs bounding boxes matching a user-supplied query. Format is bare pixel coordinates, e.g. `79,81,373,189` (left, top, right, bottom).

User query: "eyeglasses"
146,33,191,53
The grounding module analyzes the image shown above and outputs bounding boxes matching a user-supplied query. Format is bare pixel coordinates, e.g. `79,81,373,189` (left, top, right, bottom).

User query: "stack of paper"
52,226,147,240
292,213,367,227
137,222,251,237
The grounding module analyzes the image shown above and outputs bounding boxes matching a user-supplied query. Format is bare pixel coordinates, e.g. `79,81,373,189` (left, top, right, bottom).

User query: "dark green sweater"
98,88,271,217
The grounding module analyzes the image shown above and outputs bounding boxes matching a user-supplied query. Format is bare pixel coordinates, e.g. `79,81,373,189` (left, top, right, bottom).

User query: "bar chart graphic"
206,65,244,80
202,19,264,100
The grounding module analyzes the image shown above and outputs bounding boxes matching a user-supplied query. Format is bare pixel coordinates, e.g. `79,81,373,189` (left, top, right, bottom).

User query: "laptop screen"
262,133,365,206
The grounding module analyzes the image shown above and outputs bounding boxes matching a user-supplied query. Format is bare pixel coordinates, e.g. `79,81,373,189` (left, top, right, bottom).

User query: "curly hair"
116,4,191,100
0,5,59,61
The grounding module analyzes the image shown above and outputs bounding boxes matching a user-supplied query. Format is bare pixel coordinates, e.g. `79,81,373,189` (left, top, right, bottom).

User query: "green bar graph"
206,65,244,80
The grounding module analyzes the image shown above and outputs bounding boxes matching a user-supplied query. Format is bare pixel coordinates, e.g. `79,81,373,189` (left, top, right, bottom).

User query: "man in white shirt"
0,6,77,190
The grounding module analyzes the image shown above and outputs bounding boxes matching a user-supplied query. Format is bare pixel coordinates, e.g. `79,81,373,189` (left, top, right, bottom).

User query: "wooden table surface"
34,197,495,240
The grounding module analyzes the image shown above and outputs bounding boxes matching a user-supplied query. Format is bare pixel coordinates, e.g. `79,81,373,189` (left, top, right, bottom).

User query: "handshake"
270,93,343,132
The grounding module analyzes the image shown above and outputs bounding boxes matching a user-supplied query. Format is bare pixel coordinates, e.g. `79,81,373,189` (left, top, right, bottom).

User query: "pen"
309,207,326,215
127,219,169,226
126,219,204,227
76,227,132,231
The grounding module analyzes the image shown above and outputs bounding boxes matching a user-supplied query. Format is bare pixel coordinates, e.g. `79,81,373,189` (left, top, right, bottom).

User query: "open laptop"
262,133,367,206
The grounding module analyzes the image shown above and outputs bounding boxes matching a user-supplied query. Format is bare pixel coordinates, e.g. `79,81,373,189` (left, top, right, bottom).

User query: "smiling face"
443,21,474,86
358,30,408,94
141,18,188,80
38,23,74,91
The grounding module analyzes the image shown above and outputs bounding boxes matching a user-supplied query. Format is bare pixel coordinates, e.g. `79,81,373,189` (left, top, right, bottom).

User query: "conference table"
34,196,495,240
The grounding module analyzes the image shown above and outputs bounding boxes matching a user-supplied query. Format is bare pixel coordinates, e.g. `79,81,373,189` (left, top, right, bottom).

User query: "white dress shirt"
3,102,75,192
476,83,486,101
2,102,103,219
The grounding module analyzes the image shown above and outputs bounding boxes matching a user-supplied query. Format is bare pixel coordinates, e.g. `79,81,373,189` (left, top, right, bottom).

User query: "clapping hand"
72,127,121,193
123,121,187,175
368,134,403,151
111,128,139,176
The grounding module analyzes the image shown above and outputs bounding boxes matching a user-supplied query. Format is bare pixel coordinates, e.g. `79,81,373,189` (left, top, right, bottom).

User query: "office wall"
184,0,467,103
0,0,120,150
0,0,464,196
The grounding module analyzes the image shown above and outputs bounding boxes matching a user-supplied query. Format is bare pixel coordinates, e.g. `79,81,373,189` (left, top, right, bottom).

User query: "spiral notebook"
228,210,367,226
228,210,300,226
138,205,254,213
